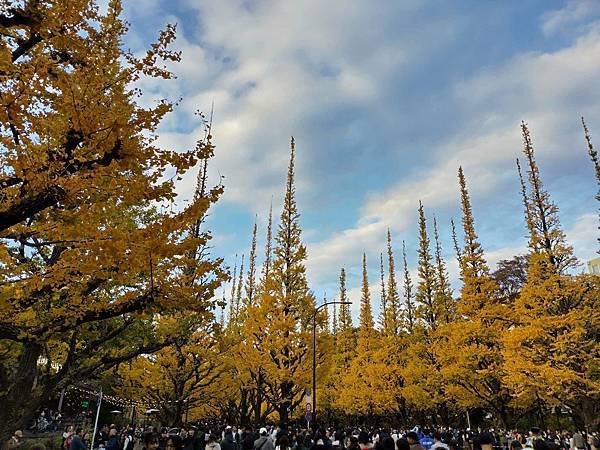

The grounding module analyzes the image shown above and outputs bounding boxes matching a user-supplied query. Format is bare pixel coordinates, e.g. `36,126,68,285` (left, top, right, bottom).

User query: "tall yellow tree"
116,319,226,426
432,216,455,325
503,123,600,429
243,138,320,426
402,206,447,419
338,254,391,415
378,253,388,331
327,267,356,414
246,220,259,305
358,253,376,351
438,167,514,426
242,206,276,426
402,241,416,334
582,118,600,254
0,0,225,439
416,201,437,331
335,267,356,371
384,230,403,336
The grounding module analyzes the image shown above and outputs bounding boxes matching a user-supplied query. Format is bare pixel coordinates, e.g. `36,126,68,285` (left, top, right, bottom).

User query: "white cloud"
305,24,600,289
121,0,458,215
567,213,599,265
117,0,600,298
541,0,600,36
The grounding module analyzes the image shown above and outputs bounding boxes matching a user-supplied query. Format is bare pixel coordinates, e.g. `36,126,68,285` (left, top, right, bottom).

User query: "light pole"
311,300,351,427
90,388,103,450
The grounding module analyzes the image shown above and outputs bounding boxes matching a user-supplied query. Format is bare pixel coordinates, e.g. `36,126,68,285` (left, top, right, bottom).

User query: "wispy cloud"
306,23,600,290
541,0,600,36
118,0,600,302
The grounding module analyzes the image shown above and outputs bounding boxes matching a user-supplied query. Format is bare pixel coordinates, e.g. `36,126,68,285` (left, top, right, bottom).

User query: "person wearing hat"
254,429,275,450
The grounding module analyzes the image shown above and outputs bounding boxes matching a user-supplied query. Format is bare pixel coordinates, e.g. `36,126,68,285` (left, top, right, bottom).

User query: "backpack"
125,436,136,450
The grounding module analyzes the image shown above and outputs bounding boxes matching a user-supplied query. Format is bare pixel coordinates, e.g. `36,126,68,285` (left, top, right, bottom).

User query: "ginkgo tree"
502,124,600,430
116,317,227,427
243,138,329,427
0,0,226,440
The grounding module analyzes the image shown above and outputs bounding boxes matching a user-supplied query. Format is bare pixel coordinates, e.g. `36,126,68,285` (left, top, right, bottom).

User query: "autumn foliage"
0,0,225,439
0,0,598,433
197,123,598,430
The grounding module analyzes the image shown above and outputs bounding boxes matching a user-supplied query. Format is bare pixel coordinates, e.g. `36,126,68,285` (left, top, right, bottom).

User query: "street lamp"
311,300,351,427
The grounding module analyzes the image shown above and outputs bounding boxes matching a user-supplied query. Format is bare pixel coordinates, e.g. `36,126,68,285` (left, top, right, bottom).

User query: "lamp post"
311,300,351,427
90,388,103,450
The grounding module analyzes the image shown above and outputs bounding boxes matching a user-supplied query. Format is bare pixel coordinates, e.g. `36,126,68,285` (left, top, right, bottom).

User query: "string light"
66,385,197,412
67,385,151,410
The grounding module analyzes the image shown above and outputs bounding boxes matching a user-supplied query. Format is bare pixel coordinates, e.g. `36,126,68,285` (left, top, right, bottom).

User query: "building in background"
587,257,600,275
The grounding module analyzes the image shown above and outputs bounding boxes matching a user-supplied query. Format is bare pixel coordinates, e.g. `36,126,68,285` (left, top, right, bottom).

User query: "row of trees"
116,121,599,431
1,0,597,436
0,0,228,441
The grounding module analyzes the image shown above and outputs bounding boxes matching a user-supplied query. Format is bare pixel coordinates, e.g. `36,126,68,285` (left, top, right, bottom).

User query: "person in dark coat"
70,429,87,450
254,429,275,450
241,428,256,450
183,427,204,450
106,429,121,450
222,429,239,450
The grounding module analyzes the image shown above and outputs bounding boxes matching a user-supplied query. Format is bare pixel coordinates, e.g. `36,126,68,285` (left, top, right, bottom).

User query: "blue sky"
114,0,600,319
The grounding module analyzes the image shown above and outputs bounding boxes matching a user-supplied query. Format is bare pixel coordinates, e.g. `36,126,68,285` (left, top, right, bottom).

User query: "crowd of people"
4,423,599,450
86,425,599,450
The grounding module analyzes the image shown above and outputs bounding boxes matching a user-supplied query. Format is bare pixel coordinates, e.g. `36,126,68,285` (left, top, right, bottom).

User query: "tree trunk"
239,388,250,427
0,342,43,443
569,397,600,431
275,403,287,428
253,373,263,425
496,405,515,429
